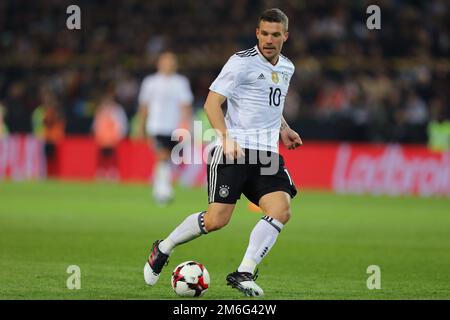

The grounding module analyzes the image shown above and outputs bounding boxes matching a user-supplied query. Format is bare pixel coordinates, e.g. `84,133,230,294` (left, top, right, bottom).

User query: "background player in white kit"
137,52,194,204
144,8,303,296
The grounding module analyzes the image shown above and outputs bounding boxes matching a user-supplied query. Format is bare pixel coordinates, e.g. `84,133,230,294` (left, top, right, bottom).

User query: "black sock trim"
261,215,281,233
198,211,208,234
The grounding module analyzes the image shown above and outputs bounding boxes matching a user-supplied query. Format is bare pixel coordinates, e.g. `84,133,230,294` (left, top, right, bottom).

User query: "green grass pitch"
0,180,449,299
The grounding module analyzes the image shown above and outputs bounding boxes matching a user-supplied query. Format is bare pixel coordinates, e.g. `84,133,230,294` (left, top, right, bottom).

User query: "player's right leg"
152,140,173,205
145,145,244,286
144,203,234,286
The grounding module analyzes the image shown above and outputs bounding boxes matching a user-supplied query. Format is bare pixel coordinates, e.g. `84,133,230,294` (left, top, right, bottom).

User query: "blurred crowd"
0,0,449,147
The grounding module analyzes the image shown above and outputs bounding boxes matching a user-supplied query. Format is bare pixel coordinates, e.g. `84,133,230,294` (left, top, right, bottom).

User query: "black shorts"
153,135,179,151
99,147,116,158
207,147,297,204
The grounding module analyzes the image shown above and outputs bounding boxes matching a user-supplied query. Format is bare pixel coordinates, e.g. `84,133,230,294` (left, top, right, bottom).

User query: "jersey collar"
255,45,280,67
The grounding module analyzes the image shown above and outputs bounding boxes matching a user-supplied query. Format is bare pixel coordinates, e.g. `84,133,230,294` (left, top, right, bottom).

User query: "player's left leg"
227,191,290,297
239,191,291,272
152,145,173,204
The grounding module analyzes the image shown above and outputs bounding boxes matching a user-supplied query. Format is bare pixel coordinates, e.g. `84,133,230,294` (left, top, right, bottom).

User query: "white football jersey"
209,45,295,152
138,73,193,135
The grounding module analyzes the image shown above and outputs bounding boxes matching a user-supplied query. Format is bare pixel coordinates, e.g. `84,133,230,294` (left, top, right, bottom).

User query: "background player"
144,8,302,296
137,52,194,205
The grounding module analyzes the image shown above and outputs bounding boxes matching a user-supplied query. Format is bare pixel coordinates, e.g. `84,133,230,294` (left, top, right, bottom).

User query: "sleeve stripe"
235,48,257,57
236,47,255,55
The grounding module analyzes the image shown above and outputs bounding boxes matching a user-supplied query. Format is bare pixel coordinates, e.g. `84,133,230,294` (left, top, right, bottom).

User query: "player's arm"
180,102,193,131
280,116,303,149
136,77,152,140
204,91,244,159
136,103,148,139
179,77,194,131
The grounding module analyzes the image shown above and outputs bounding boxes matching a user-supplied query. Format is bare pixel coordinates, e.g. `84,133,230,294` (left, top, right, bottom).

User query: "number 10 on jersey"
269,87,281,107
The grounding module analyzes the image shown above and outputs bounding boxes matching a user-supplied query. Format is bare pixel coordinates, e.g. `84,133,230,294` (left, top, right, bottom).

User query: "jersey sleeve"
209,55,247,98
138,77,152,106
178,77,194,105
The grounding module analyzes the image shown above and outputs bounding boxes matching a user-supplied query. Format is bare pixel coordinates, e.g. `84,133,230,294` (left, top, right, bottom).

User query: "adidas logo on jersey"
257,73,265,80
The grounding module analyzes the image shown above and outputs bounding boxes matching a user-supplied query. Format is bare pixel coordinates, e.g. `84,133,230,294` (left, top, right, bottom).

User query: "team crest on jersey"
271,72,279,84
219,185,230,198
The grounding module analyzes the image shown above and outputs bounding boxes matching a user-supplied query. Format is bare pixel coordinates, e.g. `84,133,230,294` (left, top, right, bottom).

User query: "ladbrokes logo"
333,144,450,196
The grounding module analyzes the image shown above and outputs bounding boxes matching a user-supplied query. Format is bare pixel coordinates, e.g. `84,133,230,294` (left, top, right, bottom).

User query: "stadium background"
0,0,449,299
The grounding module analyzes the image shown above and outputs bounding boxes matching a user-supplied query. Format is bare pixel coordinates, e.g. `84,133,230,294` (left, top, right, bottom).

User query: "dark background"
0,0,448,143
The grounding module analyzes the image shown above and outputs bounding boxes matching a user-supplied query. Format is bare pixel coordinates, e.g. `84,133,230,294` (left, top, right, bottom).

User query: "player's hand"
222,136,245,161
280,127,303,150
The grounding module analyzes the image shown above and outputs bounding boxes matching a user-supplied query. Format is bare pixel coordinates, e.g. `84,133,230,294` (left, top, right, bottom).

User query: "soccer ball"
171,261,210,297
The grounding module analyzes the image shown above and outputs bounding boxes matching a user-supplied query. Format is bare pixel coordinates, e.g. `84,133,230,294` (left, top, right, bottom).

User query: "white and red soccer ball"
171,261,210,297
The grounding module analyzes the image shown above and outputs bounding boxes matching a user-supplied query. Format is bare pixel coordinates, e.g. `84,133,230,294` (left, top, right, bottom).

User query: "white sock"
153,161,173,199
238,216,284,274
158,211,208,255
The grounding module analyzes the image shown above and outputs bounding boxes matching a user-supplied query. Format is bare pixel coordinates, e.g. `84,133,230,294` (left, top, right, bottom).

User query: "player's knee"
204,213,230,232
268,207,291,225
282,209,292,224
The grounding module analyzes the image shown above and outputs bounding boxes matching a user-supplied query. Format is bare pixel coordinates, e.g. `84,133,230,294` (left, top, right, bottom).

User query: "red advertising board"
282,142,449,196
0,135,46,180
1,135,449,197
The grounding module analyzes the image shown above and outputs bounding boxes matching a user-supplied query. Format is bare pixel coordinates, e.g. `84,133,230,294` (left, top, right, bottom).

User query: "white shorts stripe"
209,146,222,202
284,168,293,186
211,145,223,202
209,148,218,202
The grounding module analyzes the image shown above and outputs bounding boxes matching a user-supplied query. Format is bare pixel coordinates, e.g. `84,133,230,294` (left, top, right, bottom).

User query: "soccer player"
144,8,302,296
137,52,194,204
